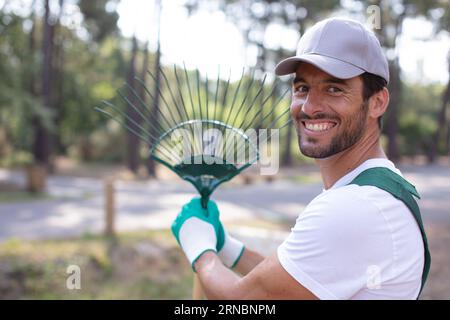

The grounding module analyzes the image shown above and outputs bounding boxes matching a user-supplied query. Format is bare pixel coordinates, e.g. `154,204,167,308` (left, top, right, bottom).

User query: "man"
171,17,430,300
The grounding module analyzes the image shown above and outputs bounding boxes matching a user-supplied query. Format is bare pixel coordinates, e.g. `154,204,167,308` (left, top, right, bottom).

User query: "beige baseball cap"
275,17,389,83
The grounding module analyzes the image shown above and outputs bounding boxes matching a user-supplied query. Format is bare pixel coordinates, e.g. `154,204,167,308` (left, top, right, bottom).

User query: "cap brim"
274,54,365,79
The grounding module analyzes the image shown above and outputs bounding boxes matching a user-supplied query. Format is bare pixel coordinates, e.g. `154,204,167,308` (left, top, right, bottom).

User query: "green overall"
349,167,431,298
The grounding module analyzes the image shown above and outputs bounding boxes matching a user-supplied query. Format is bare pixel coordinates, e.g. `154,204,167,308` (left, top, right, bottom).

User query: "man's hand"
171,198,224,270
171,198,245,270
218,227,245,269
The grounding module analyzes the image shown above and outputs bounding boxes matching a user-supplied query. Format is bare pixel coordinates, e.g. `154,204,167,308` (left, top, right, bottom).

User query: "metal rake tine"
183,62,197,121
233,114,292,164
173,65,197,155
101,100,153,140
196,69,203,121
149,137,183,164
222,128,240,164
204,72,211,143
155,66,186,124
218,68,232,123
235,74,267,129
232,69,265,128
257,117,293,147
173,64,191,121
224,67,245,125
205,72,209,128
153,140,184,164
118,85,171,141
112,94,182,162
213,66,220,122
266,107,291,130
95,105,177,160
133,77,174,133
121,84,167,136
249,86,290,131
182,65,202,156
229,68,258,128
99,100,161,145
183,61,199,154
242,82,282,131
146,69,182,126
195,69,208,156
95,106,152,144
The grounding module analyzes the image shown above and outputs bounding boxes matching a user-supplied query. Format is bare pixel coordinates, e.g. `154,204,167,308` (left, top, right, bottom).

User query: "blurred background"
0,0,449,299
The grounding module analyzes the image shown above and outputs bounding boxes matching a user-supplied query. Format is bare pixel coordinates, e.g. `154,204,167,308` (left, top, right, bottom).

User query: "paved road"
0,164,449,242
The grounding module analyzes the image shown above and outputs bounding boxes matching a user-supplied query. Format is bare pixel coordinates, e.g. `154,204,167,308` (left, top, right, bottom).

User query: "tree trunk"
28,0,37,97
428,60,450,163
282,120,294,166
138,41,154,177
33,0,53,169
446,118,450,155
52,0,66,156
125,36,140,174
385,60,401,162
146,0,162,177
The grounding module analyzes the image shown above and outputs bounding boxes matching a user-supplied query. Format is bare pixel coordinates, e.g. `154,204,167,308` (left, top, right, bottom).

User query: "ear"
368,87,389,120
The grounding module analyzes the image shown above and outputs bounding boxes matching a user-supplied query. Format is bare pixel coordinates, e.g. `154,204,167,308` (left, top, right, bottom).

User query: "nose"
301,88,325,117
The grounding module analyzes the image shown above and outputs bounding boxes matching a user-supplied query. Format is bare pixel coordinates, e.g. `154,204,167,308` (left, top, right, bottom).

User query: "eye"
327,86,342,94
294,84,309,94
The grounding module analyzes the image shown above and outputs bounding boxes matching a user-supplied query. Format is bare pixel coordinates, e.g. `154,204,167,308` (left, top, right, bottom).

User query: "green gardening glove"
171,198,225,270
171,197,245,270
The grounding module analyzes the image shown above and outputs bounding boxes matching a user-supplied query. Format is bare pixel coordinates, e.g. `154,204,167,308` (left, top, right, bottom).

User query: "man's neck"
315,130,387,190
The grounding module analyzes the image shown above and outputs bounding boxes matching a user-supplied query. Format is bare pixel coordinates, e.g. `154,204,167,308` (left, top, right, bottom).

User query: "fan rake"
96,65,291,208
95,65,291,299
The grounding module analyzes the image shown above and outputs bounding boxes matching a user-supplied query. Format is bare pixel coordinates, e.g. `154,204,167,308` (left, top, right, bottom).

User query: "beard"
297,101,369,159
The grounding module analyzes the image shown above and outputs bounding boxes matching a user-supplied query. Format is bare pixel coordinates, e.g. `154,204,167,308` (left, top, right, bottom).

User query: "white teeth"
305,122,334,132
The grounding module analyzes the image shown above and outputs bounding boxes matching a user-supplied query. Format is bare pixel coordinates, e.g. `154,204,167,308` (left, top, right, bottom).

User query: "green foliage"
78,0,119,42
0,232,193,299
398,81,443,155
0,1,448,167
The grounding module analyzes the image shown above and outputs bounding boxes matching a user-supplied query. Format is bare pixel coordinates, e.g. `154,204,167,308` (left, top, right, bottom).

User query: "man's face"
291,63,368,159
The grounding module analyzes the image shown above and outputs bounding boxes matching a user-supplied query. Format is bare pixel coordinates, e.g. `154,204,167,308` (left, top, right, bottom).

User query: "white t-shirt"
277,158,424,300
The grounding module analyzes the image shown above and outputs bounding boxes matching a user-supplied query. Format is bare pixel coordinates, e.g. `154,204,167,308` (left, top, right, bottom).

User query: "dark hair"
360,72,387,129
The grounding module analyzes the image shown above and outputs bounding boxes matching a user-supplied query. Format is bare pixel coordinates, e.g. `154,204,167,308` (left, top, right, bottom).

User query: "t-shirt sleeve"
277,186,392,300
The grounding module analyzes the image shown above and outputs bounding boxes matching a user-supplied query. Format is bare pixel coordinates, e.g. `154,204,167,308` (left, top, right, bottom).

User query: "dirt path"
1,163,449,299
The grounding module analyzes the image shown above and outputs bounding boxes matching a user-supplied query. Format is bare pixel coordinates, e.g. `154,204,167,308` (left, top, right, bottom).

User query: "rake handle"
192,274,204,300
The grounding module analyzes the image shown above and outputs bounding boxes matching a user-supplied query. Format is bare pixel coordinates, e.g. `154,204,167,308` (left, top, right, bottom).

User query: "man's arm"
233,247,265,276
195,251,318,300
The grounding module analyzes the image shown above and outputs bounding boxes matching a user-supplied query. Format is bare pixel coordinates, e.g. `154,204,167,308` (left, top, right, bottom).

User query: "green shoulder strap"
349,167,431,298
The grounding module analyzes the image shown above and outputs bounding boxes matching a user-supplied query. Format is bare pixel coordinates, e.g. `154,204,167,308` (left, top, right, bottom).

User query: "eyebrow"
292,76,349,86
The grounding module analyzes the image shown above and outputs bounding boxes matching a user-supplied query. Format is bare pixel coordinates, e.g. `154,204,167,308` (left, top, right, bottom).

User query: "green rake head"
95,65,291,208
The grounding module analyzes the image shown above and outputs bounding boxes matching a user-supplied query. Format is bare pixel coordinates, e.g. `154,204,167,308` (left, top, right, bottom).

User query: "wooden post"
192,274,204,300
26,164,46,193
104,178,115,236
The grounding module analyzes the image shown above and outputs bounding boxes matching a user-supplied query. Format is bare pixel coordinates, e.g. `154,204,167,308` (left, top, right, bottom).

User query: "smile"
302,121,337,133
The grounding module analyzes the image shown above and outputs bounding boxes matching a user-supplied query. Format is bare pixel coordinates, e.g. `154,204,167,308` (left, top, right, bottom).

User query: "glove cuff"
218,231,245,268
178,217,217,270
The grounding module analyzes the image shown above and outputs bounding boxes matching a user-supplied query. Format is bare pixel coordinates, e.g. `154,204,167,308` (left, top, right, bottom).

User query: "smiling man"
171,17,430,300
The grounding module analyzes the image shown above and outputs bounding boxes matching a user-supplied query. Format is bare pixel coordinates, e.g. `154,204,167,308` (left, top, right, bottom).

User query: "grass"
283,173,321,184
0,230,194,299
0,191,52,203
0,190,94,204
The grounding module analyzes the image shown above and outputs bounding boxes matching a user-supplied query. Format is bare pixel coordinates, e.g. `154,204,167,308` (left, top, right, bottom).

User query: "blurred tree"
32,0,54,169
355,0,448,161
185,0,340,166
78,0,119,43
0,0,122,168
146,0,163,177
125,35,140,173
399,81,442,156
31,0,120,169
0,11,40,162
428,4,450,162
